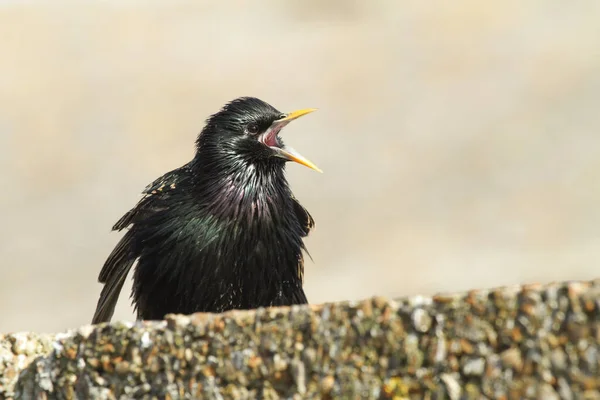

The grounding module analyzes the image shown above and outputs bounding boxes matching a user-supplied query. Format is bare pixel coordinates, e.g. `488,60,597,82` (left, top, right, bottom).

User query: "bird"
91,97,320,324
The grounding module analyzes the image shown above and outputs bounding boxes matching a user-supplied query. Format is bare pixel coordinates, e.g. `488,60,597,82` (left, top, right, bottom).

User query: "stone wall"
1,280,599,399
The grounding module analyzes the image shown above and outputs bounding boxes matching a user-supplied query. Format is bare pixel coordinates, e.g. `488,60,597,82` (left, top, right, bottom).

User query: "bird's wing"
91,164,191,324
112,166,189,231
291,195,314,237
290,196,314,285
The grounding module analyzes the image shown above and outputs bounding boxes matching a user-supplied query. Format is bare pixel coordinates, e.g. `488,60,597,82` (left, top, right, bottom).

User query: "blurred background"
1,1,600,333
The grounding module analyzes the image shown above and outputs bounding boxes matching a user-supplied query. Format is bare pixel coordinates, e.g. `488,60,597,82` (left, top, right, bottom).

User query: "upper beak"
266,108,322,173
277,108,318,123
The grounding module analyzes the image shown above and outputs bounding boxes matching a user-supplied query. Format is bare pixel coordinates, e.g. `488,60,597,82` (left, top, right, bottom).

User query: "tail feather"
92,230,137,324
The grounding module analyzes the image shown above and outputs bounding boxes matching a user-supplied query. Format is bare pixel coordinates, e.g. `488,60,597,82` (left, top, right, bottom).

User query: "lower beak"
267,108,322,173
271,146,323,173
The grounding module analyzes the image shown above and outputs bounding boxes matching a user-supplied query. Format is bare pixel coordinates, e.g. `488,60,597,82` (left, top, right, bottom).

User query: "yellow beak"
268,108,322,173
277,108,318,123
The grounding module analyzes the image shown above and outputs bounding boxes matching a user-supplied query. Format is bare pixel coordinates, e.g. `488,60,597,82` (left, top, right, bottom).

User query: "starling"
92,97,320,324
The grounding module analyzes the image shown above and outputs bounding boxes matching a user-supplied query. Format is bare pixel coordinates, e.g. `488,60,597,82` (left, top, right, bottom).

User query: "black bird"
92,97,320,324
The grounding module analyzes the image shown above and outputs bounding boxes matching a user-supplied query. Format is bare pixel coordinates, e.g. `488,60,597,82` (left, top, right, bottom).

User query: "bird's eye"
246,123,259,135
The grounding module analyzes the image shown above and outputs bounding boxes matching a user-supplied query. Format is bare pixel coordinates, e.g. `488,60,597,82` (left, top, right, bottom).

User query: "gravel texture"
1,280,599,399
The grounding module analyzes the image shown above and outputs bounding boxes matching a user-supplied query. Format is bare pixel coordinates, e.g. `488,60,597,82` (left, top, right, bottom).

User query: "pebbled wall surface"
1,280,599,399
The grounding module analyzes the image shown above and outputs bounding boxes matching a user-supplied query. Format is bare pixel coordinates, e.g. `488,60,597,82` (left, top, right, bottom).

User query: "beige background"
1,1,600,333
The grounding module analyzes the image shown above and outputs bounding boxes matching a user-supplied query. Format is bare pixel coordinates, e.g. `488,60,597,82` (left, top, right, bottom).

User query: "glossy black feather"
92,97,314,323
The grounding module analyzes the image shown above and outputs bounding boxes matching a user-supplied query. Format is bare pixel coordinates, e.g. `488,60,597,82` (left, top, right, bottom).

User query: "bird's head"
196,97,321,173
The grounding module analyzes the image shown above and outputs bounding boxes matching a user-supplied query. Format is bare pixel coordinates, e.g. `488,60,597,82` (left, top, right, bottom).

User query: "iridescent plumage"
92,97,316,323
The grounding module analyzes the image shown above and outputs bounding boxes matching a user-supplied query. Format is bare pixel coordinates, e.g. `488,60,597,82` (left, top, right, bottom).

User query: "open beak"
259,108,322,173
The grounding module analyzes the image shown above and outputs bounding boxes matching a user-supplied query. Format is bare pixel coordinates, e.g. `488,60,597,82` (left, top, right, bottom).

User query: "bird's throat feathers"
191,150,291,221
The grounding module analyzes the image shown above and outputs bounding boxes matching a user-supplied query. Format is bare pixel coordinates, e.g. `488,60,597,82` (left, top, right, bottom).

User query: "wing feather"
91,165,190,324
